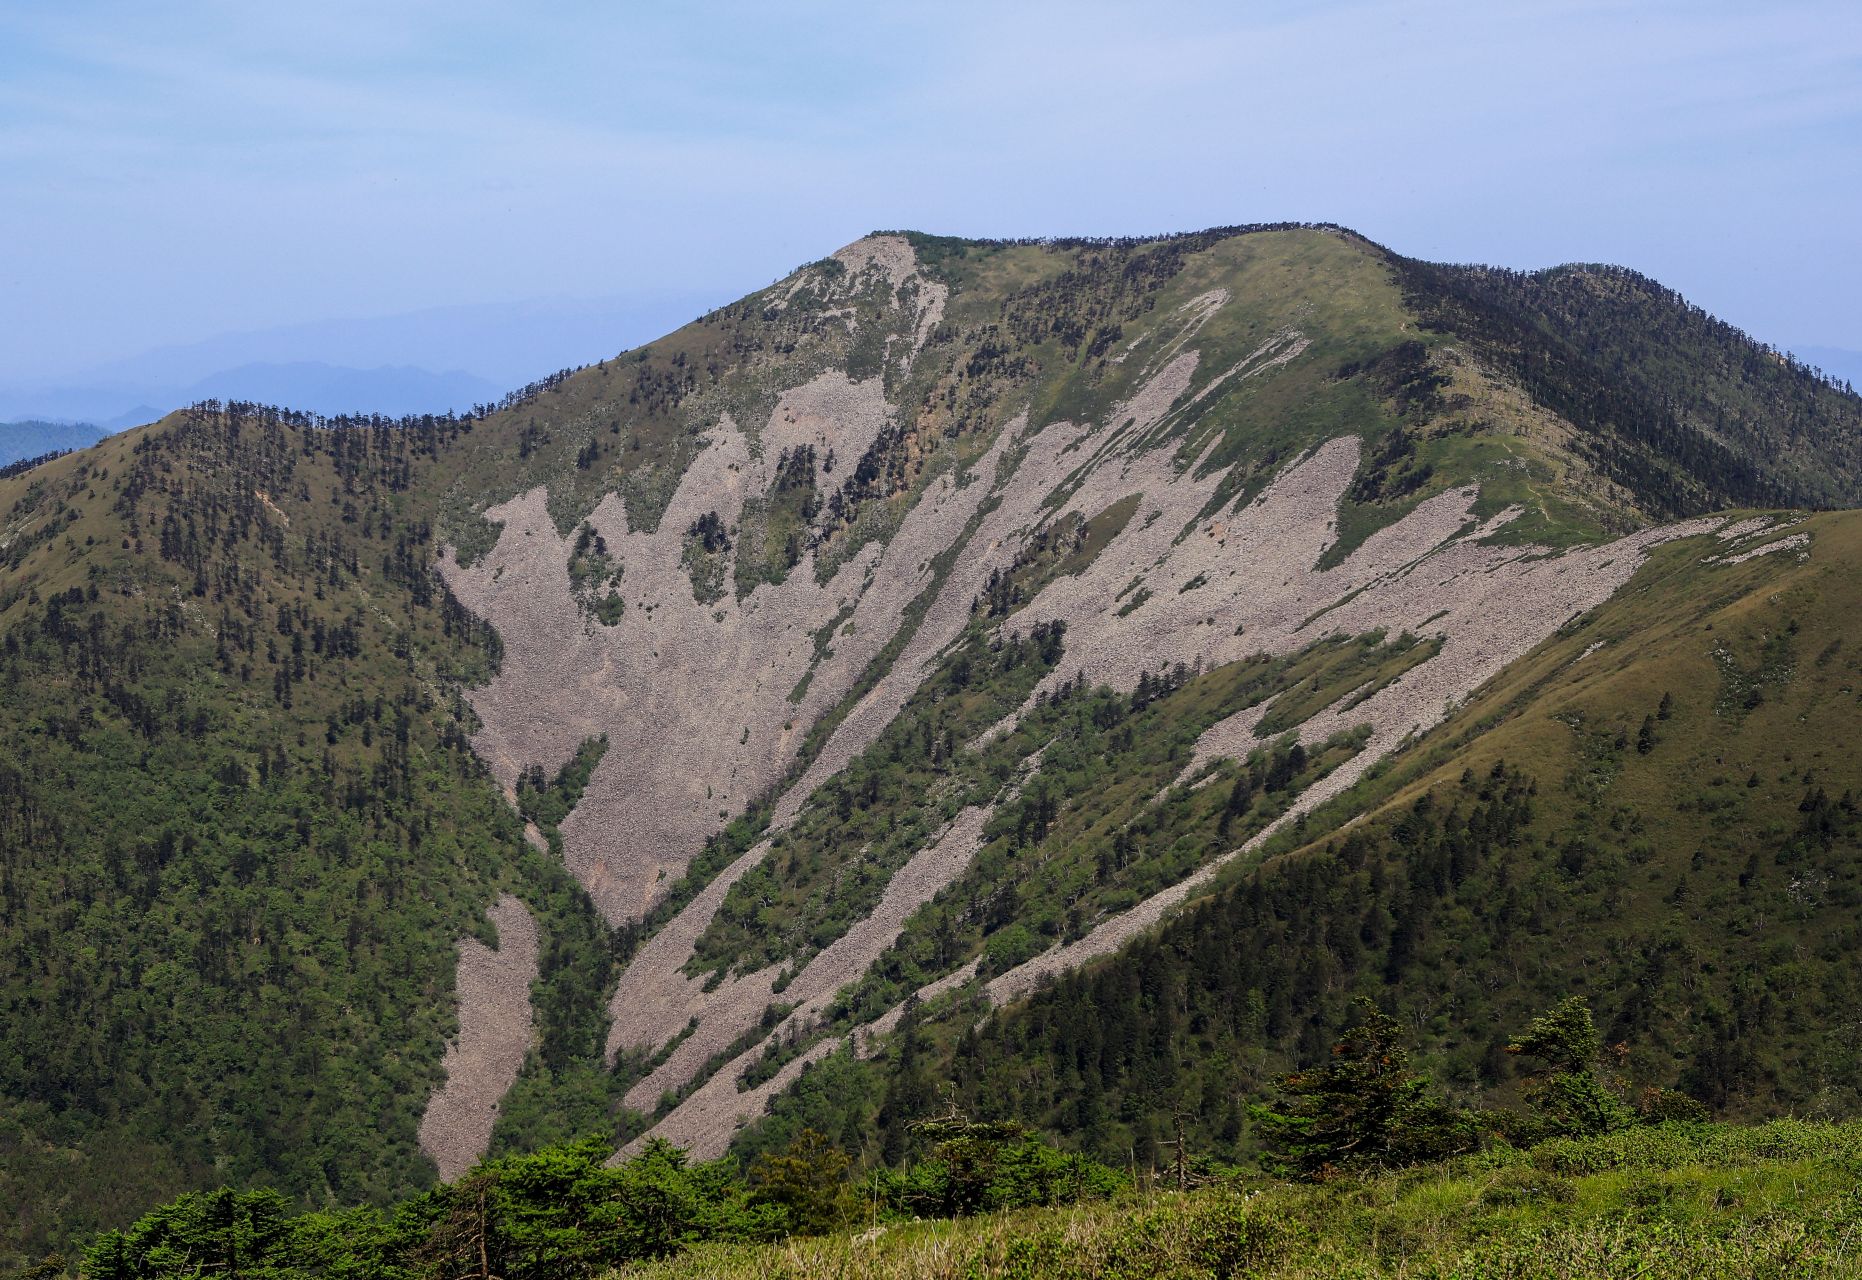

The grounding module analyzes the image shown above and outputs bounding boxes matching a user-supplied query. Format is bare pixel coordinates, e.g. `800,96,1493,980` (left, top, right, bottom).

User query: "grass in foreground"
617,1120,1862,1279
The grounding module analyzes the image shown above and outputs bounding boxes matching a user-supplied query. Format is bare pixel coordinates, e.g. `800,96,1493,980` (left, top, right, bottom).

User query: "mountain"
0,419,110,469
4,225,1861,1265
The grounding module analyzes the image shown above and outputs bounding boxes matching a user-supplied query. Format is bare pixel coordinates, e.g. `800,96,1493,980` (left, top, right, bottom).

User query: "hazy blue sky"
4,0,1859,386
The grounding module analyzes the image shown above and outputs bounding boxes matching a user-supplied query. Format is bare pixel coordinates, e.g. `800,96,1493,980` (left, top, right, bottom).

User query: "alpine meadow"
7,223,1862,1279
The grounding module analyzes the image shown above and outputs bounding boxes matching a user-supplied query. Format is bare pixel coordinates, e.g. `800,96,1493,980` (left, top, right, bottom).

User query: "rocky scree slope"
417,228,1862,1164
747,506,1862,1173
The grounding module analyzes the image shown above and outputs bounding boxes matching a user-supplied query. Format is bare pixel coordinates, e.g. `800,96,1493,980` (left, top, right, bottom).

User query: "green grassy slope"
624,1120,1862,1280
69,1118,1862,1279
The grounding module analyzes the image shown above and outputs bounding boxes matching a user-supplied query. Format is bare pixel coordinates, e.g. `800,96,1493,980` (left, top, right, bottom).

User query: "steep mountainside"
748,509,1862,1171
3,225,1859,1264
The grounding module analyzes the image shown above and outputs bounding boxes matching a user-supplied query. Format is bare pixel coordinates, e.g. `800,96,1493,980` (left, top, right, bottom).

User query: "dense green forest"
0,413,622,1263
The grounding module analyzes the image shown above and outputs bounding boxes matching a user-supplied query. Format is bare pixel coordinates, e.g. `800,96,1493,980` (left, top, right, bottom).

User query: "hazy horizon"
5,1,1859,398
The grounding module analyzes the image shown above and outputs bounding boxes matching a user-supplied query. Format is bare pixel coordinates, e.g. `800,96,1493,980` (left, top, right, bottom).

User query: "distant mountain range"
0,361,504,432
0,290,725,432
0,419,111,468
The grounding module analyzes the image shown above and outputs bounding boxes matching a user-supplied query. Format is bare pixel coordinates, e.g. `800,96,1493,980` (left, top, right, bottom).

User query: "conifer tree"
1506,996,1635,1139
1251,997,1473,1180
748,1129,853,1236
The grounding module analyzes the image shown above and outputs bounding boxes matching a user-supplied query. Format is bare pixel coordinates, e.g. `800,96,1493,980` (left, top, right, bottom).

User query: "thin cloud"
2,0,1858,379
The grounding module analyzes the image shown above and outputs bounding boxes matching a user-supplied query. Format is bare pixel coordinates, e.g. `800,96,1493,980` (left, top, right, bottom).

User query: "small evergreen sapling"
1505,996,1635,1140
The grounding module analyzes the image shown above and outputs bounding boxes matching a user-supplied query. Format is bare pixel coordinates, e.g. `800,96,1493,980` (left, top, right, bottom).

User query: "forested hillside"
3,224,1860,1269
743,512,1862,1170
1397,258,1862,513
0,413,619,1262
